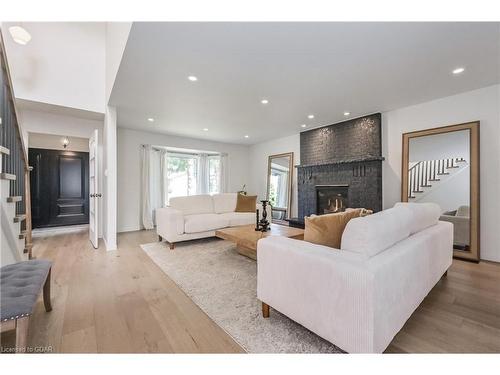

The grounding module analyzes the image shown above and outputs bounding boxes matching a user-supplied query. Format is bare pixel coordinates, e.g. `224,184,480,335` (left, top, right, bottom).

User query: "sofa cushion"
184,214,229,233
341,206,412,258
235,194,257,213
169,195,214,215
213,193,238,214
394,202,441,234
220,212,256,227
304,209,362,249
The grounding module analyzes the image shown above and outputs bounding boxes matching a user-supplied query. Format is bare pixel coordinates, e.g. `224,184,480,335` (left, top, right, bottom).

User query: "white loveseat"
156,193,262,248
257,202,453,353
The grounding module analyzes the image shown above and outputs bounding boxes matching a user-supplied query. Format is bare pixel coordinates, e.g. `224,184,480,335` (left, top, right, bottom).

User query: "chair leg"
15,316,30,353
43,268,53,312
443,270,448,278
262,302,270,318
169,242,175,250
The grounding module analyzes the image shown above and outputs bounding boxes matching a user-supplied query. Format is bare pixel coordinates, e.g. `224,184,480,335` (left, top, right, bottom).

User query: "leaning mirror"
266,152,294,224
402,122,480,262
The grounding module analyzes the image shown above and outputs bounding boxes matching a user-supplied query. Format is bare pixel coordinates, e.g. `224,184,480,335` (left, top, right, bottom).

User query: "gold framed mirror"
402,122,480,262
266,152,294,223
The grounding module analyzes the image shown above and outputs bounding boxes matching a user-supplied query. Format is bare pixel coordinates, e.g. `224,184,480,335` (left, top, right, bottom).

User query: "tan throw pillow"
235,194,257,213
304,209,363,249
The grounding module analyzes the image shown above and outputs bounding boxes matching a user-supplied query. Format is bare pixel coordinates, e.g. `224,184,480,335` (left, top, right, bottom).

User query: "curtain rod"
142,144,227,157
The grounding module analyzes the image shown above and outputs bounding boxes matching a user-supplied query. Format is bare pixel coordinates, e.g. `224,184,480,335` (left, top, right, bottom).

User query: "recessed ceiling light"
307,114,315,119
147,118,154,122
244,135,249,138
300,124,307,128
261,99,269,104
452,67,465,75
188,75,198,82
9,26,31,45
344,112,350,116
203,128,209,131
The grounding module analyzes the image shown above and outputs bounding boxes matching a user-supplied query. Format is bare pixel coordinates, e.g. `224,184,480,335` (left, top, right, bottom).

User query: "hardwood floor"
1,229,243,353
1,228,499,353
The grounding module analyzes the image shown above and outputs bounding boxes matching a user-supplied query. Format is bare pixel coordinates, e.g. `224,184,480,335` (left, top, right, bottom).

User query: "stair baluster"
1,34,32,259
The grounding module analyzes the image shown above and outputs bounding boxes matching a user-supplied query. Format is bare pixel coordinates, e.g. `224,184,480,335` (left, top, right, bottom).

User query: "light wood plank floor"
1,228,499,353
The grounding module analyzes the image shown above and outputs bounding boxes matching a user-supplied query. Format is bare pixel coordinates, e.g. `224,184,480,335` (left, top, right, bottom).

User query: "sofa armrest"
257,236,373,352
156,207,185,238
440,215,469,226
439,215,469,245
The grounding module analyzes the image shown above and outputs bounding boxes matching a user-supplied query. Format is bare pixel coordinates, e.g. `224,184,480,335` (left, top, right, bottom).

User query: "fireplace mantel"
296,156,385,169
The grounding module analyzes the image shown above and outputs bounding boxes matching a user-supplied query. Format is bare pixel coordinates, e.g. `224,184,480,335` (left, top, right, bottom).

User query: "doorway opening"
28,132,90,231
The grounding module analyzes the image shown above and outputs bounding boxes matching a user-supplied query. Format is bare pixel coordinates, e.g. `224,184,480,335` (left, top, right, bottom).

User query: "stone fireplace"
316,185,349,214
295,113,383,222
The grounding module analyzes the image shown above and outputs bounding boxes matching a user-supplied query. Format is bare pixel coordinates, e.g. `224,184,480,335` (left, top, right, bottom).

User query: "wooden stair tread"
0,146,10,155
0,172,16,180
14,214,26,223
7,196,22,202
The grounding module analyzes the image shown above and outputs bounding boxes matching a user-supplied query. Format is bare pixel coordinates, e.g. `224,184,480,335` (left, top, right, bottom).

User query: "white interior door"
89,129,99,248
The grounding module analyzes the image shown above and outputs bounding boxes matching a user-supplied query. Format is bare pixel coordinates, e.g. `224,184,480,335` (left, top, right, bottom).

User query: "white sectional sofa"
257,202,453,353
156,193,262,248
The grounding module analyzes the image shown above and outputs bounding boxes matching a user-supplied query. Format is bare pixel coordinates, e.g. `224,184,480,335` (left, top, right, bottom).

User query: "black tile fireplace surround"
296,113,383,221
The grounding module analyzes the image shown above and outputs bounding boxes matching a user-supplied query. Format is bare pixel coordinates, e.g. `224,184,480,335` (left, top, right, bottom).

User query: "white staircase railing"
408,157,467,199
1,31,33,263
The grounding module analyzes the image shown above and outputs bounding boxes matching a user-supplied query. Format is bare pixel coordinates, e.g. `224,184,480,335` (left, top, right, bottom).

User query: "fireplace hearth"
316,185,349,215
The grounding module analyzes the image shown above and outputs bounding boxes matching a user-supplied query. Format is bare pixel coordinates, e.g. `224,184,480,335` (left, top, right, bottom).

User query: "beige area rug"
140,238,343,353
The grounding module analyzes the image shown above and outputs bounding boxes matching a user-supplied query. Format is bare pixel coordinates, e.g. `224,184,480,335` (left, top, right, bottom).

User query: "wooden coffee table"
215,224,304,260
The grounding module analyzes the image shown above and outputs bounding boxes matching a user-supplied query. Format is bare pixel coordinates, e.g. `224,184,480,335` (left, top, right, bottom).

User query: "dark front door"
29,148,89,228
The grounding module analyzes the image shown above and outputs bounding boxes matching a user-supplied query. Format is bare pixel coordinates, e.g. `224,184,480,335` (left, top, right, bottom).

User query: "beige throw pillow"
304,209,363,249
235,194,257,213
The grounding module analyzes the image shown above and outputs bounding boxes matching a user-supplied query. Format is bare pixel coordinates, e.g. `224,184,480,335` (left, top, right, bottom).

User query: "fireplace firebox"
316,185,349,215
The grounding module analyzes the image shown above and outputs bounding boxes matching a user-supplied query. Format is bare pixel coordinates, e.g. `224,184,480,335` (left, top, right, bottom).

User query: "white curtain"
142,146,168,229
141,145,154,229
150,149,169,225
160,150,168,206
197,153,209,194
219,153,229,193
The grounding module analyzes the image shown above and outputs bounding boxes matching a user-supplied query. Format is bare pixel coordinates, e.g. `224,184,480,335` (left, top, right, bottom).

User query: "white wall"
248,134,300,218
19,108,104,238
417,166,470,214
117,127,251,232
409,130,470,213
2,23,106,113
103,106,118,249
28,132,89,152
383,84,500,262
105,23,132,103
408,130,470,162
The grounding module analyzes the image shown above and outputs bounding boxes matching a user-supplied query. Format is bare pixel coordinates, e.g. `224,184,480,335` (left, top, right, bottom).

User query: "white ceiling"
110,22,500,145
